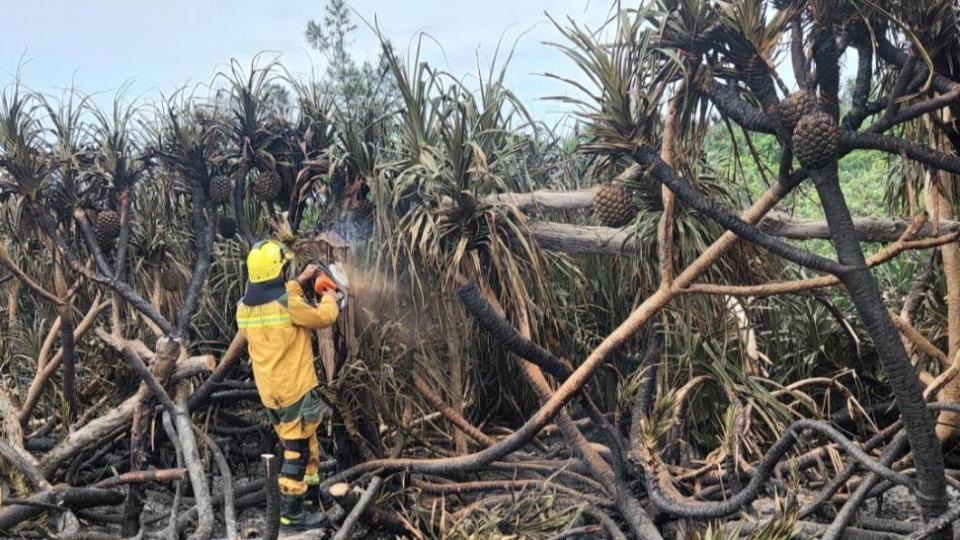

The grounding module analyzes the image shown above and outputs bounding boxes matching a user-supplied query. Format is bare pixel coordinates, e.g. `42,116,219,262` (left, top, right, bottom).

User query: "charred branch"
841,130,960,175
821,435,910,540
123,345,177,415
813,24,841,116
702,80,776,134
646,419,912,519
882,55,918,126
843,42,874,130
0,487,124,532
790,15,808,89
192,427,237,540
175,196,217,338
0,441,49,492
234,154,254,245
875,35,959,95
186,333,247,411
457,282,574,381
633,147,851,275
112,186,135,279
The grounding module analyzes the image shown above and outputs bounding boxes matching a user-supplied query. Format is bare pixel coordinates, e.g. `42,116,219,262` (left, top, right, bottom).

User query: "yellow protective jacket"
236,281,339,409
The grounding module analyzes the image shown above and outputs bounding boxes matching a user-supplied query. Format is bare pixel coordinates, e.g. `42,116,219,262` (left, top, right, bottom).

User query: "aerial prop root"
655,403,960,535
643,419,913,520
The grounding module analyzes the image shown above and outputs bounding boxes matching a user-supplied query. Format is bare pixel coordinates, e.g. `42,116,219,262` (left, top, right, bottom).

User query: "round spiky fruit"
209,176,233,205
793,112,839,170
777,91,812,132
160,268,185,292
218,217,236,239
94,210,122,248
255,168,282,201
593,183,636,227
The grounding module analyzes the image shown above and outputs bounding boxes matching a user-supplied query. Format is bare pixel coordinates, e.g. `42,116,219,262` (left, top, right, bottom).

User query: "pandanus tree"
0,85,76,424
217,56,287,244
288,77,338,229
5,1,960,538
0,85,229,537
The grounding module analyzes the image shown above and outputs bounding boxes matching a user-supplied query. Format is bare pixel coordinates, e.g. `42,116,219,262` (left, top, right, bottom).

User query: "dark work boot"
279,494,326,530
304,485,320,509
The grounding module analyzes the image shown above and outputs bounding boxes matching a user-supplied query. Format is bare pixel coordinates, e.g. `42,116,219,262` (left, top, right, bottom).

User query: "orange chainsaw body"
313,271,339,295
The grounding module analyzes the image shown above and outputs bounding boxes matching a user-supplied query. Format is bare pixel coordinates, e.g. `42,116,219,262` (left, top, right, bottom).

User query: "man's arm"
234,303,247,338
285,281,339,329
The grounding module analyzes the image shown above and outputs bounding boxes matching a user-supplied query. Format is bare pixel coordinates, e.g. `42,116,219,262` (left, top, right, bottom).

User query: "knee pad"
280,438,310,480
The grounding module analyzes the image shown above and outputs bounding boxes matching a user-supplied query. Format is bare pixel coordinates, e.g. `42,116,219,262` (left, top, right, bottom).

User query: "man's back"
237,280,339,409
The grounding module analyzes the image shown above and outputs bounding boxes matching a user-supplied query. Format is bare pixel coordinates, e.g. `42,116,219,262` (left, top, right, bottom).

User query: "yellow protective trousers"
266,388,332,495
275,420,321,495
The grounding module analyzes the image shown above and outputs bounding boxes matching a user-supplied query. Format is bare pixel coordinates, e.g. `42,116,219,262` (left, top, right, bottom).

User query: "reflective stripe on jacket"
236,281,339,409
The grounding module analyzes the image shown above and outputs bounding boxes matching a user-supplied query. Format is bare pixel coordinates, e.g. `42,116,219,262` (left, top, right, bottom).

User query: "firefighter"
237,239,340,528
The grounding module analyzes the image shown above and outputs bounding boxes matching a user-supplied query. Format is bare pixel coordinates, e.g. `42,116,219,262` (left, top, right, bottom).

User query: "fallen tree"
528,213,960,256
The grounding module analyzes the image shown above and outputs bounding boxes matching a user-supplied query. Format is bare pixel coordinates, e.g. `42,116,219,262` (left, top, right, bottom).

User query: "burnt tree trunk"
122,404,149,536
812,166,949,528
51,258,75,420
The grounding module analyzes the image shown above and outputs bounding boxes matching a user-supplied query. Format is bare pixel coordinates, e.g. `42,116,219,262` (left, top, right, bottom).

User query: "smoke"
324,211,372,247
308,211,421,351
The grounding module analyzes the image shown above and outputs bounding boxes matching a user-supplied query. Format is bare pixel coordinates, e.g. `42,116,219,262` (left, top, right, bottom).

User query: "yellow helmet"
246,240,292,283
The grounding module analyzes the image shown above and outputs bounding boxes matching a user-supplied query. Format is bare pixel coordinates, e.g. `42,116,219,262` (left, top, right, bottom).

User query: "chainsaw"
311,260,349,311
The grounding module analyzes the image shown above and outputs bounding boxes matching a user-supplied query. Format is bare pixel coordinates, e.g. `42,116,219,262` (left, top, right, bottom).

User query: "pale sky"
1,1,612,123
